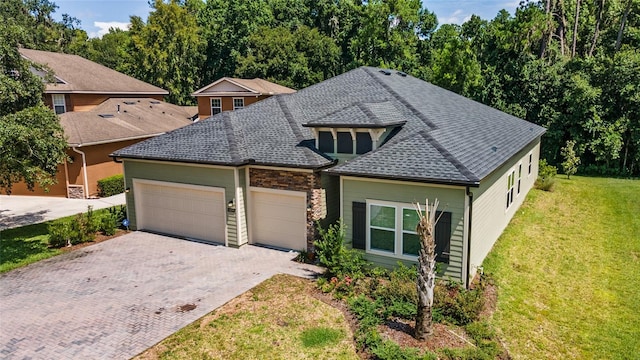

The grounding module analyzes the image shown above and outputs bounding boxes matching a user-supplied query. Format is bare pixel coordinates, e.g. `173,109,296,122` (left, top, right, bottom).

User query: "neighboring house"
192,77,296,119
12,49,194,198
112,67,546,286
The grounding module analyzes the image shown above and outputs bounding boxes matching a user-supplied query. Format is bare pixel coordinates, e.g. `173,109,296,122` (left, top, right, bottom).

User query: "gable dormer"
302,101,407,160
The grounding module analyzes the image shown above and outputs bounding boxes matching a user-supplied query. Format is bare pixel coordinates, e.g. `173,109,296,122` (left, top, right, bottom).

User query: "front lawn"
135,274,359,360
0,207,125,273
483,176,640,359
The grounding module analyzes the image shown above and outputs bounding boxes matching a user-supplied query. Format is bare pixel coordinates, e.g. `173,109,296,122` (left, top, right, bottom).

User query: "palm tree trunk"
414,199,439,340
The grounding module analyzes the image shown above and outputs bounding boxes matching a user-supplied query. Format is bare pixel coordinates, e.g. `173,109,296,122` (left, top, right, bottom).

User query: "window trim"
52,94,66,114
365,200,420,261
210,97,222,115
528,152,533,177
506,168,516,210
517,162,522,196
232,97,244,110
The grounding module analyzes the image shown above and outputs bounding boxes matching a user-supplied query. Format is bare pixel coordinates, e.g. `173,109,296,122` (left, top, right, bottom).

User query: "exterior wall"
469,139,542,279
342,177,467,281
249,167,331,251
196,95,269,119
10,139,144,198
122,160,238,246
45,93,165,112
236,167,249,246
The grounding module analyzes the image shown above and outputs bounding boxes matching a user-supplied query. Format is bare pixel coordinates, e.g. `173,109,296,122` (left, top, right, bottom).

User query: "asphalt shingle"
113,67,546,183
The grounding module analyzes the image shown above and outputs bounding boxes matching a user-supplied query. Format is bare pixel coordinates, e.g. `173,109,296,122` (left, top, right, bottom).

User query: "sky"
53,0,520,38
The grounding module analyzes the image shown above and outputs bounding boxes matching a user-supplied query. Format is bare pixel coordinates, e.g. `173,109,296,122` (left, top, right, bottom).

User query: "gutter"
71,147,89,199
465,186,474,289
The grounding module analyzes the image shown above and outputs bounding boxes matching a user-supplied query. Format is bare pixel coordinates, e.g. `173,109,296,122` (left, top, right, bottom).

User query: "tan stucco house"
192,77,295,119
12,49,194,198
112,67,546,286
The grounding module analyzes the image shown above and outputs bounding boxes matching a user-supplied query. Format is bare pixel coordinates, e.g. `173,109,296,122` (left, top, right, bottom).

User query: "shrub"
374,263,418,319
373,340,438,360
97,174,124,197
535,159,557,191
433,281,484,325
314,220,367,278
48,221,72,248
99,214,118,236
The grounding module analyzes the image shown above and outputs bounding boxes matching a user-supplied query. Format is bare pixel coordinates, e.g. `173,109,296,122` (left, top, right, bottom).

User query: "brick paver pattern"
0,232,322,359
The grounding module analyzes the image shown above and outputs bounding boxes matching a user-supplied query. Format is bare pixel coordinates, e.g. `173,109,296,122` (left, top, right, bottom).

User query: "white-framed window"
506,169,515,209
528,152,533,176
365,201,427,259
233,98,244,110
210,98,222,115
517,162,522,195
52,94,66,114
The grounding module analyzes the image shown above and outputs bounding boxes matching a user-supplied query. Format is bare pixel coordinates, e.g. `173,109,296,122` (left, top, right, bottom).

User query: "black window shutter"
435,211,451,264
352,202,366,250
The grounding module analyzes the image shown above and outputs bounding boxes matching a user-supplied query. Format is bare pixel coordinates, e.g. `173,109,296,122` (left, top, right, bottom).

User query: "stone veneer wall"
249,168,325,251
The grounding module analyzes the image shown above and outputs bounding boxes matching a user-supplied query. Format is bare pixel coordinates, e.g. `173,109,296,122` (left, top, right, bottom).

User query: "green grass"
0,208,113,273
483,176,640,359
136,274,358,360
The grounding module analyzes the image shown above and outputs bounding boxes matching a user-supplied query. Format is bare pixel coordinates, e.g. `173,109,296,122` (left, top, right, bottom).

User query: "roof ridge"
222,112,243,163
355,102,383,126
418,130,480,182
362,67,438,130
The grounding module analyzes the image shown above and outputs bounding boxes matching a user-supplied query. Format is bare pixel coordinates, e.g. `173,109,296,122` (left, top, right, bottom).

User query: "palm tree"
414,198,439,340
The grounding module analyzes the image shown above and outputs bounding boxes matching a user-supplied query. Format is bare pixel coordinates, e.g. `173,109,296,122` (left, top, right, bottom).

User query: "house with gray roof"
112,67,545,286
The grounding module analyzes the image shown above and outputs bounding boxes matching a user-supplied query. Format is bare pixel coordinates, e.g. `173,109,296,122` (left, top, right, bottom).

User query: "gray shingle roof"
113,67,546,183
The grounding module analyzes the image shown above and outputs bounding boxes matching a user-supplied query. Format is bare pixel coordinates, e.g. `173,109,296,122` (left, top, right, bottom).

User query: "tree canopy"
11,0,640,176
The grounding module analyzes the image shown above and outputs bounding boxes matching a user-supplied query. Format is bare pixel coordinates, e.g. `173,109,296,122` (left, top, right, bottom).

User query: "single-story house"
112,67,545,286
192,77,296,119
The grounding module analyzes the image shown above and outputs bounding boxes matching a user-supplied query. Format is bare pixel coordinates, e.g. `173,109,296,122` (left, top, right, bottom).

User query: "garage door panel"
251,190,306,250
135,181,225,244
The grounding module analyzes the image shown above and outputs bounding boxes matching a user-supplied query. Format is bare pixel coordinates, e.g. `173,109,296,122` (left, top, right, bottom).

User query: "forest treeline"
3,0,639,176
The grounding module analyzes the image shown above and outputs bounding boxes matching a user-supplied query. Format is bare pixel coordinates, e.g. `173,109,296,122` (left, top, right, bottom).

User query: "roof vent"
491,146,498,152
379,69,392,76
396,71,407,77
99,114,115,118
150,100,161,104
124,101,136,105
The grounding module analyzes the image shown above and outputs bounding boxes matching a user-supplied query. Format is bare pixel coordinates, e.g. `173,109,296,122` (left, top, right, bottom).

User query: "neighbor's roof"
113,67,546,185
61,98,193,147
19,48,168,95
192,77,296,97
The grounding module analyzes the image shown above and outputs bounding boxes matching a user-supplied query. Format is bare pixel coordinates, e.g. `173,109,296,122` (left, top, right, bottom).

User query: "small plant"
48,221,72,248
99,214,118,236
536,159,557,191
97,174,125,197
374,262,418,319
433,280,484,325
314,220,367,279
561,140,580,179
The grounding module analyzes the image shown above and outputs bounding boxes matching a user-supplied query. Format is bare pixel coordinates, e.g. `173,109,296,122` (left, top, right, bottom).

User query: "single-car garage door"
134,179,226,244
251,189,307,250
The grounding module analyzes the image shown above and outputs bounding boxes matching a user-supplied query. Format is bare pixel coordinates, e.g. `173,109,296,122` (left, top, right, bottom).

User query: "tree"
413,198,440,340
0,20,67,194
128,0,204,105
235,25,340,89
561,140,580,178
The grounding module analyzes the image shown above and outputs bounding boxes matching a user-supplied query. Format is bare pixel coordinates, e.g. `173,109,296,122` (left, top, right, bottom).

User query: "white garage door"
251,189,307,250
134,180,226,244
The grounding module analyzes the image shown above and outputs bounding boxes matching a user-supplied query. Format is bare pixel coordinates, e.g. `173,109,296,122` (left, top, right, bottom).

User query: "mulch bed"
309,277,502,359
59,229,129,253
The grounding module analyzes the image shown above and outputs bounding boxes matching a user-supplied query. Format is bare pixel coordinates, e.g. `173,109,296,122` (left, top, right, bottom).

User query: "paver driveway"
0,232,322,359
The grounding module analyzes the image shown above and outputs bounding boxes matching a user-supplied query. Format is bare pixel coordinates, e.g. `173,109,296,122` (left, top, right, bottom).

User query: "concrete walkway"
0,232,323,359
0,193,126,230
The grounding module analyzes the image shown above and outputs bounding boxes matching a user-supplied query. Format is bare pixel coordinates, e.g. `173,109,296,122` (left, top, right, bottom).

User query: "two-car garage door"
133,180,226,244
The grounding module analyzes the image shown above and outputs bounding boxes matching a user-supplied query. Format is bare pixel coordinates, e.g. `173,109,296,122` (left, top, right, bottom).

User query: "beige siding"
123,160,238,246
469,140,541,278
342,177,466,281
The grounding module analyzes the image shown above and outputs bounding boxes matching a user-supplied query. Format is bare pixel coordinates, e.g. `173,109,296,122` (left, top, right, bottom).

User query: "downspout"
72,147,89,199
465,186,474,289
